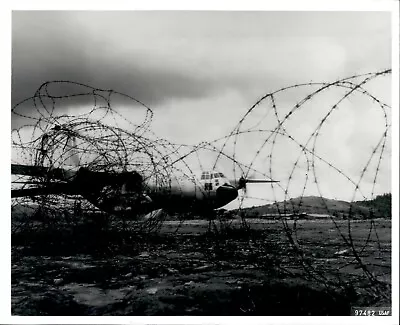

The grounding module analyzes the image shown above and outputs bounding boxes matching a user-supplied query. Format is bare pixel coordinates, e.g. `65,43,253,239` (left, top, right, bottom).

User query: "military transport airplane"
11,163,278,218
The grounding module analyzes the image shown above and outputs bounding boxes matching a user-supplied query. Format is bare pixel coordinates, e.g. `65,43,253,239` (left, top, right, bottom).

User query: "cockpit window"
201,172,210,180
201,171,225,180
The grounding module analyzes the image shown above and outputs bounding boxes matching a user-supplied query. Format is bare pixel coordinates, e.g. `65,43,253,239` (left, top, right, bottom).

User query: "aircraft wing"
11,164,77,181
11,183,76,198
12,164,80,198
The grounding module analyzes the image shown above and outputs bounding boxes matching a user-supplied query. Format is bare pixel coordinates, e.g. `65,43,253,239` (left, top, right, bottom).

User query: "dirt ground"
11,218,391,316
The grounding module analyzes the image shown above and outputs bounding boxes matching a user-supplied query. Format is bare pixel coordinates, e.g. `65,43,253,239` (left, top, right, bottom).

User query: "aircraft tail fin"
66,135,80,167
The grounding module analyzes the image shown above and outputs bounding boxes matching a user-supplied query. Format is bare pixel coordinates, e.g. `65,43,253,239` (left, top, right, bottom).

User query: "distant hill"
238,194,392,219
354,193,391,218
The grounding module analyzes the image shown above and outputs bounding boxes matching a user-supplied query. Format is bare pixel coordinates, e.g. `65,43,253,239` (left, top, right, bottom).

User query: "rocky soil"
11,218,391,315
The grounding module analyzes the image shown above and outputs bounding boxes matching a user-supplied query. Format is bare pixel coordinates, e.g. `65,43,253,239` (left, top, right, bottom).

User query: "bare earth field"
11,218,391,316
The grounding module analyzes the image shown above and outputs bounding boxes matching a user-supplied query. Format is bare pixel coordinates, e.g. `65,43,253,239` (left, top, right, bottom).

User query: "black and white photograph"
7,4,398,320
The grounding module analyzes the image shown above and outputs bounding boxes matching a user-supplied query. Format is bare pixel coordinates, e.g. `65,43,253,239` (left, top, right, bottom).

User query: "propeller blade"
236,176,278,188
235,176,279,197
244,179,279,184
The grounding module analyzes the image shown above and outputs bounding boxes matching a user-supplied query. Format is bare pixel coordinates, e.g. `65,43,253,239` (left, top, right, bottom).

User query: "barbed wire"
11,69,392,303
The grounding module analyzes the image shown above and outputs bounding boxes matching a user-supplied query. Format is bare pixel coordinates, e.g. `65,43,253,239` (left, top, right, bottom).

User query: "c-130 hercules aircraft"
12,160,278,218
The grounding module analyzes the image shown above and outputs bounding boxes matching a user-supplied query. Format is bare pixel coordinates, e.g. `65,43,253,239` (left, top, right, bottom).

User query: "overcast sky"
11,10,392,205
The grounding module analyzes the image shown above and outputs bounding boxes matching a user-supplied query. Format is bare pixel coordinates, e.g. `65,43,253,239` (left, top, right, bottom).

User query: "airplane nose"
216,184,238,204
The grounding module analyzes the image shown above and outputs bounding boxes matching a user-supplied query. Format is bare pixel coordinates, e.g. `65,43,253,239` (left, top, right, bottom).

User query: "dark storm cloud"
12,10,391,120
11,11,219,113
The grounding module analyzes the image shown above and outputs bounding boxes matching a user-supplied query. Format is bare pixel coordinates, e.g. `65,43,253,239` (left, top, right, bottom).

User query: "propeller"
236,175,279,196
